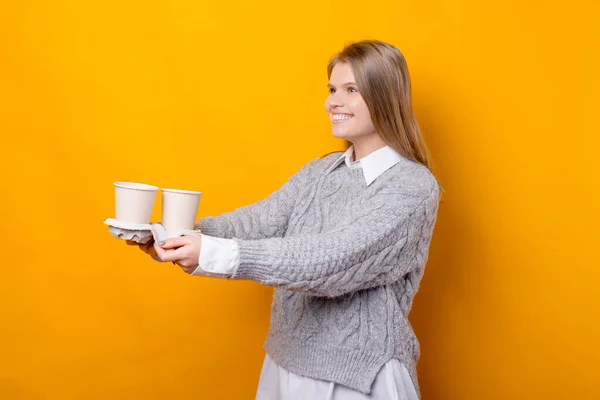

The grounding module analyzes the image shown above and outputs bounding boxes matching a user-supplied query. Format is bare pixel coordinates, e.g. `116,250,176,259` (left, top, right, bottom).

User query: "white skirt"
255,354,419,400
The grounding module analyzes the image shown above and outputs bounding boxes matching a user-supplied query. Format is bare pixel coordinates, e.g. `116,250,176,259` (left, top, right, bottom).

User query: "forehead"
330,62,355,82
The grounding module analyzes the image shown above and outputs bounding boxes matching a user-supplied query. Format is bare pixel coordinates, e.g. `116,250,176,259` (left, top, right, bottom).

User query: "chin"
331,130,353,140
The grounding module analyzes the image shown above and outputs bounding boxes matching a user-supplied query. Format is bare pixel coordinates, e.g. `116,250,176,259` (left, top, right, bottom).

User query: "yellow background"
1,1,598,399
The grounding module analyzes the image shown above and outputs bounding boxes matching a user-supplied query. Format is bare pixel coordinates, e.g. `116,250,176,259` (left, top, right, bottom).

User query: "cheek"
351,101,374,126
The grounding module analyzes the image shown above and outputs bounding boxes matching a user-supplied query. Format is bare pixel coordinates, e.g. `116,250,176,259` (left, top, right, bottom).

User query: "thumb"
157,236,189,249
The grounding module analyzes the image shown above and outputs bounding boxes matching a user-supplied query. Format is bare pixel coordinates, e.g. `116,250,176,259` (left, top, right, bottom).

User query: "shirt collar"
324,145,407,186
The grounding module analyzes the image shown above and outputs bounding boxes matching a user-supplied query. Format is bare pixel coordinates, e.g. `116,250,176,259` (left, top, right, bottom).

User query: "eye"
329,87,335,94
348,87,358,93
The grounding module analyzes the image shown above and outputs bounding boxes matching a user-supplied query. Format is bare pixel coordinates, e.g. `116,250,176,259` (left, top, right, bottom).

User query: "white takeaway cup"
114,182,159,224
161,188,202,231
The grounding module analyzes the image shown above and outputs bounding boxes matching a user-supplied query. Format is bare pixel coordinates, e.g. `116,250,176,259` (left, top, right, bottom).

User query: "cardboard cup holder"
104,218,202,244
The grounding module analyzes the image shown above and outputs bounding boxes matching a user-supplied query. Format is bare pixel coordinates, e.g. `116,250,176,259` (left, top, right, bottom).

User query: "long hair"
323,40,434,173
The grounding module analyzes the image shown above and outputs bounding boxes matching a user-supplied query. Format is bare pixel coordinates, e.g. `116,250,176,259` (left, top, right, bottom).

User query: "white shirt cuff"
191,234,239,278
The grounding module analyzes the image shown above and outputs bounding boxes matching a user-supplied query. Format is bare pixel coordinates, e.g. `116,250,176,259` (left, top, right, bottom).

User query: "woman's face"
325,62,377,142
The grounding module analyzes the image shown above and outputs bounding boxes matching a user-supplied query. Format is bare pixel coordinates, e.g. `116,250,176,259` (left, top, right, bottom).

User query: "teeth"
333,114,353,121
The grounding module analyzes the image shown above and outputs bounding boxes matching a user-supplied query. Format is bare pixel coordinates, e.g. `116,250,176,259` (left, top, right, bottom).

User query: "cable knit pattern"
195,152,440,397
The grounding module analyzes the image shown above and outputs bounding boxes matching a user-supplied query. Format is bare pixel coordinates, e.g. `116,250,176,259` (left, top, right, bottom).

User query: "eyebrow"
327,81,357,88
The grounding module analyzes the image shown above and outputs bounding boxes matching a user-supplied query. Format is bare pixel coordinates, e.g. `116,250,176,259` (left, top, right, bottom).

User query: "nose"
326,92,344,111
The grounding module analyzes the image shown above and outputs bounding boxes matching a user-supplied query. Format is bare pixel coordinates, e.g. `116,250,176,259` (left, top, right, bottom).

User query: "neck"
350,135,388,161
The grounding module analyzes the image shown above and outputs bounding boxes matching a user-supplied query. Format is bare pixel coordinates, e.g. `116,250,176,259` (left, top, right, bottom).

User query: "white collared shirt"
191,145,418,399
325,144,408,186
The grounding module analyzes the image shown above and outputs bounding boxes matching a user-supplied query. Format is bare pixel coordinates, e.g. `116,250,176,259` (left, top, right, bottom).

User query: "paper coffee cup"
161,188,202,231
114,182,159,224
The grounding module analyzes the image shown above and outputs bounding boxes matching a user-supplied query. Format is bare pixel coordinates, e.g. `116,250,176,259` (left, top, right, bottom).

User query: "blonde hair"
325,40,434,173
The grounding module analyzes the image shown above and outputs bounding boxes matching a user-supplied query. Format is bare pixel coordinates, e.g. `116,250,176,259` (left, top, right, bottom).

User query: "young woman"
130,40,440,399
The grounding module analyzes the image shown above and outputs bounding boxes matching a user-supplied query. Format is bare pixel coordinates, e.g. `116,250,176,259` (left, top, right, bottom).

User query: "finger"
181,265,196,274
158,237,190,249
144,242,158,256
140,241,152,254
172,260,196,274
147,247,160,262
154,243,189,262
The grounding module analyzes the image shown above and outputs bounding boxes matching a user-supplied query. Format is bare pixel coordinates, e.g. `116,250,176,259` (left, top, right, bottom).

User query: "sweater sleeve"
194,158,320,240
228,177,440,298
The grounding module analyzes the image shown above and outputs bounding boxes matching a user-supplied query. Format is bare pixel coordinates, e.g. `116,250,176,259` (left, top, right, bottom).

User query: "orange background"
1,1,599,399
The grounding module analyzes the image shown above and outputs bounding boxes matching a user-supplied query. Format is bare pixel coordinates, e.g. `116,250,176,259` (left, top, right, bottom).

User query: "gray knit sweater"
196,151,440,396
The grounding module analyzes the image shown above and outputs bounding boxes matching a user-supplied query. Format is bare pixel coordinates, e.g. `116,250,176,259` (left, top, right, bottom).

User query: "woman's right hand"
126,239,160,262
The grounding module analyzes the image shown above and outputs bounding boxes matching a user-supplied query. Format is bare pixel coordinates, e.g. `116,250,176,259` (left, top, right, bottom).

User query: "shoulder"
319,151,345,165
286,152,342,185
319,150,345,161
380,159,440,203
301,151,344,173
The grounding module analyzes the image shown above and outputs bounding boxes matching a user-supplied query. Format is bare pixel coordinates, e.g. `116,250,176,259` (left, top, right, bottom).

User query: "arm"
228,178,440,298
194,158,319,240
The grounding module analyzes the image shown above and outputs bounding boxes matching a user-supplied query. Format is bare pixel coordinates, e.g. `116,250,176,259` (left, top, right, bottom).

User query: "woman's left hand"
154,236,203,274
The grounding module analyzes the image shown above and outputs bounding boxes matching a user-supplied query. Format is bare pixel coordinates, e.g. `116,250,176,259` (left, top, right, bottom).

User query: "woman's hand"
126,236,202,274
153,236,203,274
126,238,160,262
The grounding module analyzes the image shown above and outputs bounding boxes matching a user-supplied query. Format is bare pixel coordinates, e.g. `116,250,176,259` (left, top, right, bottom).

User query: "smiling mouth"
332,114,354,123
